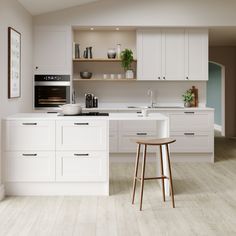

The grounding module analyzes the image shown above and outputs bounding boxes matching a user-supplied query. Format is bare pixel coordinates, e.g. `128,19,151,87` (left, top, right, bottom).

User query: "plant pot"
184,102,191,107
125,70,134,79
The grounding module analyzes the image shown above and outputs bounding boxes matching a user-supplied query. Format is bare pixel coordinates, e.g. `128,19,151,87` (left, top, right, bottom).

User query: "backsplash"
73,81,207,107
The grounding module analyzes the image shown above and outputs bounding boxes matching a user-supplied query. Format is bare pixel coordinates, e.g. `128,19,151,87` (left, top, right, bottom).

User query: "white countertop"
5,112,168,121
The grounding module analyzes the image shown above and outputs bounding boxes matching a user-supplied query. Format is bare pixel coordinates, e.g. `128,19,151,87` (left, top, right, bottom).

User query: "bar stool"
131,138,176,211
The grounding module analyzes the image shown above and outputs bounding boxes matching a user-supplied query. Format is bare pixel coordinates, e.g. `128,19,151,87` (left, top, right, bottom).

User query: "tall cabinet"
137,28,208,81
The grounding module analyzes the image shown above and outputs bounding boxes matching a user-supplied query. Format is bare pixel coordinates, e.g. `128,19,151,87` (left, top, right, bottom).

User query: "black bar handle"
74,123,89,125
22,153,37,157
74,153,89,157
22,123,37,125
184,112,195,114
136,132,147,136
184,133,195,136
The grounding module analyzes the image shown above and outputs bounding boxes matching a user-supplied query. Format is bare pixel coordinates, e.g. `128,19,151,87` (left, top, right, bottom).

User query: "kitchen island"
3,112,170,196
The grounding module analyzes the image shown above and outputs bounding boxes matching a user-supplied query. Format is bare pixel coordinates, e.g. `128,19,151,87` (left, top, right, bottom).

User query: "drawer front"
119,134,158,153
119,120,157,132
5,151,55,182
170,132,213,153
56,151,108,182
56,120,107,151
169,112,213,131
6,120,55,151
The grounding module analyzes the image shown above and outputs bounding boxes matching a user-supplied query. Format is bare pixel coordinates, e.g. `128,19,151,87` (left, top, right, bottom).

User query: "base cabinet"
5,151,55,182
56,151,108,182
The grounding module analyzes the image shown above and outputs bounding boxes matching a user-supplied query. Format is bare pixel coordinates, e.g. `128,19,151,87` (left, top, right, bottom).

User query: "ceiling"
18,0,100,15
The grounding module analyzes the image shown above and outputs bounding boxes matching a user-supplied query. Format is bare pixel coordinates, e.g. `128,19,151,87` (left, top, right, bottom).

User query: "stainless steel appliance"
34,75,70,109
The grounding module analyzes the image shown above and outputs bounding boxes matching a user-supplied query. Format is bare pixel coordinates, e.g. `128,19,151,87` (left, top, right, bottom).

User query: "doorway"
207,62,225,137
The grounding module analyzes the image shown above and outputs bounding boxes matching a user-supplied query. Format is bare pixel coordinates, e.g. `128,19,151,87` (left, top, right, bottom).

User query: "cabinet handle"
22,123,37,125
74,123,89,125
22,153,37,157
163,76,166,80
136,132,147,136
186,76,189,80
184,112,195,114
158,76,161,80
184,132,195,136
74,153,89,157
136,111,142,114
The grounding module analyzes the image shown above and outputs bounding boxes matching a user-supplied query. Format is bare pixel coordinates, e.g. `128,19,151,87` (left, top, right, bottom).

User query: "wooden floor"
0,138,236,236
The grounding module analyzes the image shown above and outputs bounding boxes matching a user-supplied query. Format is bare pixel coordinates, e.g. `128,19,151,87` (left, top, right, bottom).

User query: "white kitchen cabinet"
34,26,72,74
137,28,208,81
137,29,162,80
169,111,213,132
170,132,213,153
56,120,107,151
56,151,108,182
5,151,55,182
162,28,186,80
5,120,55,151
186,29,208,81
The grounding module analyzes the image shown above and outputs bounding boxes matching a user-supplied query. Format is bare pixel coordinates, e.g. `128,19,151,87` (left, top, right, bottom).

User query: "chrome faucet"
147,89,154,108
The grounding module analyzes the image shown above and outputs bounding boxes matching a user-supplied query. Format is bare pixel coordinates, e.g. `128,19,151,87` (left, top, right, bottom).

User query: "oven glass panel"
35,86,70,107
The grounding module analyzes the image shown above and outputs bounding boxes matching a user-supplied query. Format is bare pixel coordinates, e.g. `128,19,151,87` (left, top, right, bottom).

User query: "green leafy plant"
182,89,194,102
120,49,134,71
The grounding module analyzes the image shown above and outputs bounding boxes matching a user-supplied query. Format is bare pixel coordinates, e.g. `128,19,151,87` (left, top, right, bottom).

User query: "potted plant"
182,89,194,107
120,49,134,79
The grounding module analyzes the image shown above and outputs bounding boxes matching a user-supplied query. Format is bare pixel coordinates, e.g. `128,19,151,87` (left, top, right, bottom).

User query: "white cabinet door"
170,132,213,153
5,120,55,151
34,26,72,74
56,151,108,182
137,29,162,80
162,29,186,80
186,29,208,81
169,111,213,132
5,151,55,182
56,120,108,151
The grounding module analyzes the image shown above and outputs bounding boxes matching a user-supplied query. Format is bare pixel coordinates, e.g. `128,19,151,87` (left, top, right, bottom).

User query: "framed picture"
8,27,21,98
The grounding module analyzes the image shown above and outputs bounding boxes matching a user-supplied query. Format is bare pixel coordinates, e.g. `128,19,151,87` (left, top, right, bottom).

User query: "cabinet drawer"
5,151,55,182
56,120,108,151
119,134,158,153
56,151,108,182
169,112,213,131
170,132,213,153
119,120,157,132
5,120,55,151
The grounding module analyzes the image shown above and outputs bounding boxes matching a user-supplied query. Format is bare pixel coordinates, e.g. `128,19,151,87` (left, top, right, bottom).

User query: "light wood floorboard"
0,138,236,236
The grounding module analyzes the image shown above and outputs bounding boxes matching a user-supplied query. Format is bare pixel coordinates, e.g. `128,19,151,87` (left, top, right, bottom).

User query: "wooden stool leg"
132,144,141,204
140,144,147,211
166,144,175,208
159,145,165,202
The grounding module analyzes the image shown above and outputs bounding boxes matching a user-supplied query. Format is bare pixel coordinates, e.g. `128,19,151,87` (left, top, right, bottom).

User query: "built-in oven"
34,75,70,109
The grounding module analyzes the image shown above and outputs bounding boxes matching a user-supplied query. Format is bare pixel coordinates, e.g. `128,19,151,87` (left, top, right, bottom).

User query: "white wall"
34,0,236,27
0,0,33,186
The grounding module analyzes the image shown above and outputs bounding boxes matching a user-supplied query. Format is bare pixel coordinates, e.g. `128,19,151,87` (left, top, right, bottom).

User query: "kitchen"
0,0,236,235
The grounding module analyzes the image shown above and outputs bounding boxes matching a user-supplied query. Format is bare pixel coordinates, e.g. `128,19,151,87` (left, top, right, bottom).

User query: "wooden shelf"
73,78,137,81
73,58,137,62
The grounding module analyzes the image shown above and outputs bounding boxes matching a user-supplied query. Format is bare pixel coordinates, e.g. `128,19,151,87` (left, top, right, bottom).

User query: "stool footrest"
135,176,168,181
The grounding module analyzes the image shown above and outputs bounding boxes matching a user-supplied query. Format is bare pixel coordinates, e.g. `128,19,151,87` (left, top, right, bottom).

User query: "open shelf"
73,78,137,81
73,58,137,62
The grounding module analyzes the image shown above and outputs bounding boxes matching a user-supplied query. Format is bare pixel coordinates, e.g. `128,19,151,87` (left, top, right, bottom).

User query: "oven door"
35,85,70,108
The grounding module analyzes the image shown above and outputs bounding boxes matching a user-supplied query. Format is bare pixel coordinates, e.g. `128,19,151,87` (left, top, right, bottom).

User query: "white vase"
125,70,134,79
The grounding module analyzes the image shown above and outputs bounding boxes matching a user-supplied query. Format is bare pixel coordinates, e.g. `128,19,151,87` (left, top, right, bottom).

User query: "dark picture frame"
8,27,21,98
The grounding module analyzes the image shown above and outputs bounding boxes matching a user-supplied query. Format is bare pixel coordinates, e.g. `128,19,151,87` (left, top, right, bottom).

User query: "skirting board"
0,184,5,200
5,182,109,196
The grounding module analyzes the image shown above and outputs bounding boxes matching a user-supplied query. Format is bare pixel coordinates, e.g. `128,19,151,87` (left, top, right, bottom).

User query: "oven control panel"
35,75,70,81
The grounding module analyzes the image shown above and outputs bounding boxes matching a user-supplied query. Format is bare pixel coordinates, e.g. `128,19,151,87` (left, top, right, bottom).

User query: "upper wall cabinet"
137,28,208,81
34,26,72,74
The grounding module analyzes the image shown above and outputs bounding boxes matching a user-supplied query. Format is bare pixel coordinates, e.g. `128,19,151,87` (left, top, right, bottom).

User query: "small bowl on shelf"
80,71,93,79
